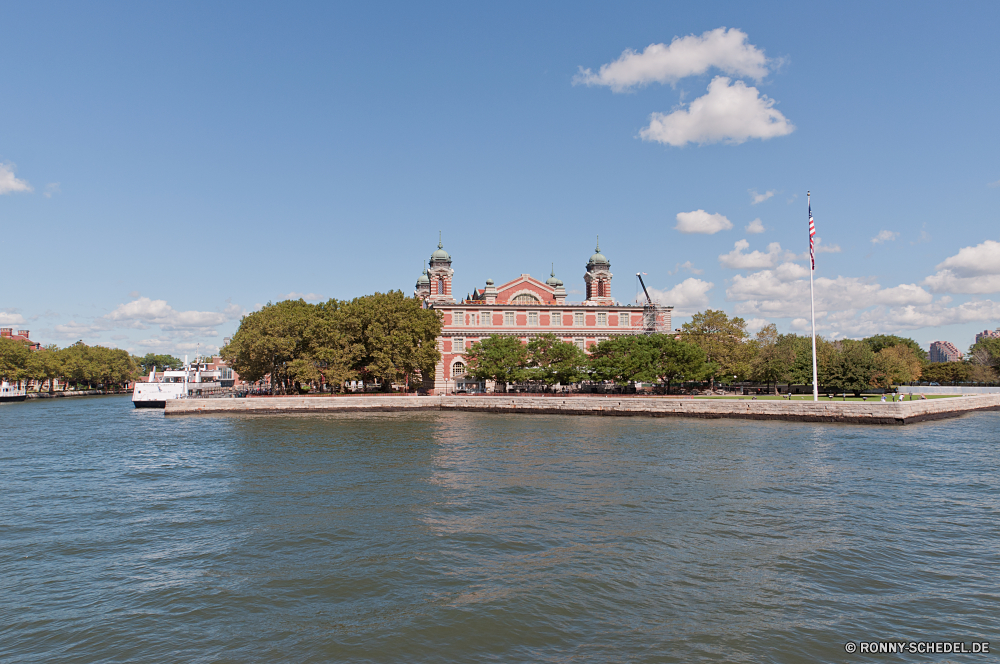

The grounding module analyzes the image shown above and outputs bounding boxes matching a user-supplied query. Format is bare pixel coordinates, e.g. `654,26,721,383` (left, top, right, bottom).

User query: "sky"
3,1,1000,357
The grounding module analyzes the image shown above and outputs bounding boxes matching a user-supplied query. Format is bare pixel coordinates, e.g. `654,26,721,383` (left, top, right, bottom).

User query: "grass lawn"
694,394,962,401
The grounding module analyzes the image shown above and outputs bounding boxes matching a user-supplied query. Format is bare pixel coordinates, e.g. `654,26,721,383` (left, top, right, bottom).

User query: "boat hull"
133,400,166,409
0,394,27,403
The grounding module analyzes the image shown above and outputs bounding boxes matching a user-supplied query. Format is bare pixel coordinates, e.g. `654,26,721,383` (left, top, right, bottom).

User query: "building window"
619,312,630,327
574,338,585,350
597,312,607,326
453,337,464,351
528,311,539,325
481,311,490,326
504,311,515,326
452,361,466,377
574,312,584,326
453,311,462,326
513,294,540,304
469,313,478,326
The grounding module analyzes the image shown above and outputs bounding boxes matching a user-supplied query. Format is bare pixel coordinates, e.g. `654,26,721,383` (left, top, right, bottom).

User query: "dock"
162,394,1000,425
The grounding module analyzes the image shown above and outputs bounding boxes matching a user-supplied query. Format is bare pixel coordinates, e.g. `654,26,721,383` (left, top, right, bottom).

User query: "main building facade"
415,238,671,393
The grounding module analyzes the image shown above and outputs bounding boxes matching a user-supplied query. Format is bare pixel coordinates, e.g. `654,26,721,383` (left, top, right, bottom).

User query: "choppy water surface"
2,397,998,662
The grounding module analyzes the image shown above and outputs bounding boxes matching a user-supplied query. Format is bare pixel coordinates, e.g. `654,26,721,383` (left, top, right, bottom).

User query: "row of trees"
0,339,138,391
464,333,707,392
220,291,441,393
462,311,978,395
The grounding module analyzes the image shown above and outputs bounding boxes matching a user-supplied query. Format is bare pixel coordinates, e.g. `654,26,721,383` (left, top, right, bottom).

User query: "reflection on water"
2,396,998,663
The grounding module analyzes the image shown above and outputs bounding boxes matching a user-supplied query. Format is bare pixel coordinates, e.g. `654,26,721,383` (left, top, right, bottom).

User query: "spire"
438,230,443,249
596,235,600,252
551,262,555,277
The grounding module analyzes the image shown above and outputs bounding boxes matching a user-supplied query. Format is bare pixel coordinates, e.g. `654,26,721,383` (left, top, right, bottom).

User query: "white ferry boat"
1,380,27,403
132,358,234,408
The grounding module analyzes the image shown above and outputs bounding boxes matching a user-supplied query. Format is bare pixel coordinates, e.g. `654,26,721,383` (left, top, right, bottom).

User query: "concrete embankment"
163,394,1000,425
27,390,124,399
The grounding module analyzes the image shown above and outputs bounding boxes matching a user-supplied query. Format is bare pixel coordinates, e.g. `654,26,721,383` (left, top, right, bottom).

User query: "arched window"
452,361,466,377
512,293,540,304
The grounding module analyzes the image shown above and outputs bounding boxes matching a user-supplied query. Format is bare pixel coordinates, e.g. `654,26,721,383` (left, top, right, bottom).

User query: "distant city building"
929,340,963,363
975,328,1000,344
0,328,41,351
414,237,671,393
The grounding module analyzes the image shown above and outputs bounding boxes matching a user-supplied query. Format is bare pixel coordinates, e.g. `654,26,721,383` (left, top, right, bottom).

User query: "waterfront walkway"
163,393,1000,425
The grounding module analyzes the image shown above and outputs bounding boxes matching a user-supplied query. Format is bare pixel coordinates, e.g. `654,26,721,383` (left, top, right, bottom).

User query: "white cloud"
933,239,1000,277
574,27,769,92
789,237,841,261
670,260,703,275
675,209,732,234
640,77,795,147
43,183,60,198
282,291,323,302
745,218,765,234
749,189,775,205
719,239,784,269
646,278,714,316
53,320,111,339
0,162,33,194
745,317,769,334
104,297,243,332
923,272,1000,294
0,310,27,325
814,237,841,254
723,263,985,336
988,180,1000,188
922,240,1000,293
870,230,899,244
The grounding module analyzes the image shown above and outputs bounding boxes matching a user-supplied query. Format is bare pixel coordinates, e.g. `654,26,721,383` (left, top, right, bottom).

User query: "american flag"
808,200,816,270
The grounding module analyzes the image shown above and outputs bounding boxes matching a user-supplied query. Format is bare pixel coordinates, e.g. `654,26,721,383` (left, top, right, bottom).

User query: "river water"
2,396,998,663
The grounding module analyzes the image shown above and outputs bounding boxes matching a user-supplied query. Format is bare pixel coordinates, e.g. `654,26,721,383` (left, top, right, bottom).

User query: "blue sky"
3,1,1000,356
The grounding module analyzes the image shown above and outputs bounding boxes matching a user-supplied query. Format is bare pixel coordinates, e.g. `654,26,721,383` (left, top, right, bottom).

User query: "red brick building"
1,328,41,351
415,238,671,393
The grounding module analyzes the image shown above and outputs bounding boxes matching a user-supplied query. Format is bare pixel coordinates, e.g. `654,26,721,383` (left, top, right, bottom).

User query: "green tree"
750,324,795,393
589,335,646,386
27,345,64,392
221,299,317,392
524,333,588,387
334,291,441,390
642,334,707,394
0,337,31,382
137,353,183,373
921,361,972,384
863,334,928,361
680,310,751,388
826,340,878,396
872,344,923,389
466,335,528,391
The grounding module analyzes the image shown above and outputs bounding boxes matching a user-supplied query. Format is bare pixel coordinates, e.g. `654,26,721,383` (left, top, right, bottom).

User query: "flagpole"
808,191,819,401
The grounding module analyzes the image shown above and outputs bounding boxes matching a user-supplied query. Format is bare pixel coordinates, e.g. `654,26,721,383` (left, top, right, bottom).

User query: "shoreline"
27,390,128,400
163,393,1000,425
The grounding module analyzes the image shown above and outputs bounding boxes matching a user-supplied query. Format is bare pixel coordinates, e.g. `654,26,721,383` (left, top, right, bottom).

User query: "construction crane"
636,272,653,306
635,272,663,334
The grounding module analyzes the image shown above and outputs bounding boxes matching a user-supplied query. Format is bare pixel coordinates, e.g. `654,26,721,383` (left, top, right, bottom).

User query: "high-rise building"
929,340,962,363
975,329,1000,344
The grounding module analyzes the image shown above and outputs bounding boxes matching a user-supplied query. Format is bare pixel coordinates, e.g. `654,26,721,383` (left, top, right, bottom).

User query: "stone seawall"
163,394,1000,425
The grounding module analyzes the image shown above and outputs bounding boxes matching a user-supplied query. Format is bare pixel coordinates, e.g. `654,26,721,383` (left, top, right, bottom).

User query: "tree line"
220,291,441,393
463,310,998,395
0,339,138,391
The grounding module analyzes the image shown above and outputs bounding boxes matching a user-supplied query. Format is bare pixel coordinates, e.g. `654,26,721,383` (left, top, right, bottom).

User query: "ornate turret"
414,262,431,300
584,237,613,304
427,231,455,304
546,264,567,304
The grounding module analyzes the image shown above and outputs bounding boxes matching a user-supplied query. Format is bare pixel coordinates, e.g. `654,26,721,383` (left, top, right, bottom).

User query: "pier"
163,393,1000,425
